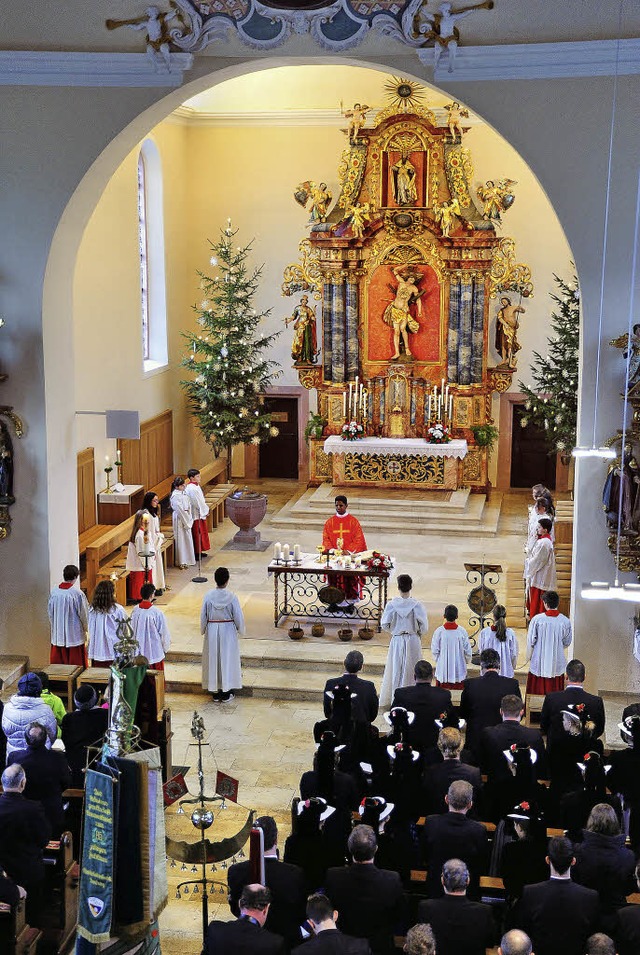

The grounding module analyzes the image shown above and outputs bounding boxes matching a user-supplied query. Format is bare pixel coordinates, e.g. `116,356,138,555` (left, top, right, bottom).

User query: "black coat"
499,837,549,901
459,671,521,757
0,792,51,888
479,720,548,782
511,878,600,955
540,686,605,745
227,857,307,947
8,745,71,833
420,812,488,898
324,674,379,724
416,895,496,955
421,759,483,816
572,829,637,914
391,684,453,753
292,928,372,955
615,903,640,955
324,864,405,955
203,917,286,955
60,707,109,787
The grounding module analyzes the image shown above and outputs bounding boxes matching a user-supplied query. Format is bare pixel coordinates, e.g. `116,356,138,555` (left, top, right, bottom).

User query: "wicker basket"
338,628,353,642
288,622,304,640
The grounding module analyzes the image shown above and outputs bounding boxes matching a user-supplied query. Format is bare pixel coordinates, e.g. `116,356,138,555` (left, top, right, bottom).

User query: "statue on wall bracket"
494,296,525,369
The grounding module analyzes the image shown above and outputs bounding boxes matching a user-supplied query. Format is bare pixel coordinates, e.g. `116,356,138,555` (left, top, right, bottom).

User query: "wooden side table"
97,485,144,525
43,664,83,708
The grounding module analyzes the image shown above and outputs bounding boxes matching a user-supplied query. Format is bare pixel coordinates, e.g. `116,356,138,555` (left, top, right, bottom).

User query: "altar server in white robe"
170,476,195,568
379,574,428,707
186,468,210,559
431,604,472,688
87,579,128,666
525,517,556,618
525,589,572,696
125,510,157,601
130,583,171,670
48,564,89,667
200,566,244,702
142,491,165,593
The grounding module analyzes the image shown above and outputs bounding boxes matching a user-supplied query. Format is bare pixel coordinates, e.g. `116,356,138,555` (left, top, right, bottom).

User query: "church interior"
1,0,640,951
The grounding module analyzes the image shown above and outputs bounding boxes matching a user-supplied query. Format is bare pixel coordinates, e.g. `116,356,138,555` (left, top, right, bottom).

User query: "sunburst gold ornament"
383,76,425,113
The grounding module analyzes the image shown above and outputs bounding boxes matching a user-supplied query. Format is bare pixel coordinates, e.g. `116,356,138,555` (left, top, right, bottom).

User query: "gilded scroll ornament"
487,369,514,393
343,452,445,485
282,238,322,300
489,237,534,299
383,210,424,238
337,142,369,210
462,450,482,482
445,146,474,208
297,367,323,391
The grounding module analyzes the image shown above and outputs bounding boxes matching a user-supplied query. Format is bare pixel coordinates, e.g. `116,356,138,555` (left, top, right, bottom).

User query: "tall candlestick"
348,383,353,417
427,395,432,421
449,395,453,422
343,391,347,419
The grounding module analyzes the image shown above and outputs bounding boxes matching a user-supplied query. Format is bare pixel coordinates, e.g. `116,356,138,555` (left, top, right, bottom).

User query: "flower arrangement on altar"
341,420,365,441
365,551,393,570
426,422,452,444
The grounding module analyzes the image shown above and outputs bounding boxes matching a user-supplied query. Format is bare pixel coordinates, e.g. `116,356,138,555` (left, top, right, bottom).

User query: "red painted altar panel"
367,263,441,363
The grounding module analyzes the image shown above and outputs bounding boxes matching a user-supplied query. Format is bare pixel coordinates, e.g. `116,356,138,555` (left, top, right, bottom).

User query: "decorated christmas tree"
519,272,580,455
181,223,281,475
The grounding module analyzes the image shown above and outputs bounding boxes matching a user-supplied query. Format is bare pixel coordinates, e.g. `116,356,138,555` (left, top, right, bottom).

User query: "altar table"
268,554,390,631
322,436,468,490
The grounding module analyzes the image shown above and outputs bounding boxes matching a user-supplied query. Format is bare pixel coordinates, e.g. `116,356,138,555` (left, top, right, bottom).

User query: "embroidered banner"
77,768,115,943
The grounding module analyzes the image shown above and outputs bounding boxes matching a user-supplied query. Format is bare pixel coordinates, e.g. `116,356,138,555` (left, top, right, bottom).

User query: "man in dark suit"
510,836,600,955
8,721,71,833
391,660,454,753
416,858,496,955
227,815,307,948
615,860,640,955
60,684,108,787
323,651,379,724
422,726,483,815
540,659,605,745
460,648,521,758
420,779,488,898
204,883,285,954
293,893,371,954
478,693,548,783
325,824,405,955
0,764,51,927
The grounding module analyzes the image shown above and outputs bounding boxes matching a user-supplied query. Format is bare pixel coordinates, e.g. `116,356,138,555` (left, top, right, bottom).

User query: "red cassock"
322,513,367,601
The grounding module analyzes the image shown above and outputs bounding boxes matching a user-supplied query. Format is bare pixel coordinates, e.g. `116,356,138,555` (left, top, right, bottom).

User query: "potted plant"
304,412,326,443
470,423,499,454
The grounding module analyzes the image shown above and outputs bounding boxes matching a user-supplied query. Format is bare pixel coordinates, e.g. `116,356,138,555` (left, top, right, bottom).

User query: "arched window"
137,139,168,372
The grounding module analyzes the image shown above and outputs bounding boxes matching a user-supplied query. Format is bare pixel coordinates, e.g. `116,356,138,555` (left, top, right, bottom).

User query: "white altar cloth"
323,436,468,459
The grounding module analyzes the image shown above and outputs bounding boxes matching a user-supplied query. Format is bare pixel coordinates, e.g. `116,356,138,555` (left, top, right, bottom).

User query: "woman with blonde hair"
479,604,518,677
88,579,127,666
125,509,157,601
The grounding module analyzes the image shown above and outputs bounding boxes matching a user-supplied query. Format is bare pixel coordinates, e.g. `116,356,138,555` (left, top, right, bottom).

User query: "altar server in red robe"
48,564,89,667
130,583,171,670
525,590,572,695
525,518,556,619
322,495,367,608
185,468,211,559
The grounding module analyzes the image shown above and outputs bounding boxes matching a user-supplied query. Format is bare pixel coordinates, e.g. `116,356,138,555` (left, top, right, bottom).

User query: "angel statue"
476,178,517,223
433,197,461,237
383,266,425,360
341,102,371,144
106,4,185,70
346,202,372,239
294,181,333,226
610,325,640,394
443,101,469,141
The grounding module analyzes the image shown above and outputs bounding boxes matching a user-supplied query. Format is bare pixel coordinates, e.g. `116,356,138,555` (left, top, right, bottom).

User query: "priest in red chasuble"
322,495,367,611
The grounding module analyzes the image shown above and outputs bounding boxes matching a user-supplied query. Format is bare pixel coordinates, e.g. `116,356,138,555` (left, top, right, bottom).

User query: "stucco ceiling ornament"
111,0,494,57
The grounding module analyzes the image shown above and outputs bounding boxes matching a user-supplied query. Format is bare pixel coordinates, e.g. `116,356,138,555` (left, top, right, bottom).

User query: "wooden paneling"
77,447,96,535
555,500,574,617
119,410,173,493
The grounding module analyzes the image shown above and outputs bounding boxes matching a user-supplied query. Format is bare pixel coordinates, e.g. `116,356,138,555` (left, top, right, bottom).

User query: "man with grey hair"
0,763,51,926
325,824,405,954
499,929,534,955
421,779,488,897
204,883,285,954
416,858,496,955
7,721,71,833
585,935,616,955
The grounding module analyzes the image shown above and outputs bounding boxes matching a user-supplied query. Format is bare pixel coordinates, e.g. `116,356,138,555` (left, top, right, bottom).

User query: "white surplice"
526,611,572,677
88,603,128,662
147,511,165,590
479,626,519,678
125,529,158,586
200,588,244,693
431,624,472,684
526,535,557,591
185,482,209,519
379,595,428,707
48,585,89,647
170,488,195,567
130,603,171,664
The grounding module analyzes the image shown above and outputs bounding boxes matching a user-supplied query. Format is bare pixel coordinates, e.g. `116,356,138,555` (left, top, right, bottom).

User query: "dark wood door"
510,404,556,489
259,397,299,479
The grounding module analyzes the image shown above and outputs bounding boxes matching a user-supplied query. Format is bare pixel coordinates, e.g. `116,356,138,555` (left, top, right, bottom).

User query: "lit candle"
105,455,110,464
433,384,438,399
116,448,121,459
348,383,353,416
427,395,432,420
449,395,453,421
343,391,347,419
441,377,445,392
283,543,290,561
274,541,282,560
293,544,301,561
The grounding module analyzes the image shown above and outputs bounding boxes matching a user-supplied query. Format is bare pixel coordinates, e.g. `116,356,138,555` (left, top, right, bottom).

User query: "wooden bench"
84,515,174,600
526,693,546,724
42,664,83,708
79,523,111,558
0,897,41,955
205,482,238,528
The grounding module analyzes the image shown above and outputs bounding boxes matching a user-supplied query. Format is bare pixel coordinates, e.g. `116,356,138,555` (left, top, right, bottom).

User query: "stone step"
166,647,389,676
0,655,31,694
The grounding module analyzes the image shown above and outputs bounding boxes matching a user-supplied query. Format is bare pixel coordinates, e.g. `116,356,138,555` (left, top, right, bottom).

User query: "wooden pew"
84,514,174,601
0,897,41,955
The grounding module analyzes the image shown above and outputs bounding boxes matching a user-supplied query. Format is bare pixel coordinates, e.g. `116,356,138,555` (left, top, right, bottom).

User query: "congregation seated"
615,860,640,955
540,659,606,746
420,779,488,899
0,764,51,927
227,815,307,949
608,713,640,852
559,752,622,842
7,721,71,834
34,670,66,736
204,882,285,955
300,733,359,842
459,648,521,760
391,660,454,756
415,858,496,955
585,934,616,955
508,836,600,955
571,803,636,928
421,726,483,817
2,672,57,759
60,683,108,788
324,824,405,955
292,892,372,955
497,802,549,903
546,702,603,806
323,651,379,725
402,923,435,955
283,797,346,892
359,795,420,884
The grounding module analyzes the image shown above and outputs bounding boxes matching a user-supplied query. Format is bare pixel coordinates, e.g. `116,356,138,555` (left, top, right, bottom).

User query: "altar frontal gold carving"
344,452,445,486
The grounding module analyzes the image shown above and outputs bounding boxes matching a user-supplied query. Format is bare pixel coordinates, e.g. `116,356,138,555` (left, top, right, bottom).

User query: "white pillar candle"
427,395,432,420
348,382,353,414
283,543,290,561
343,391,347,418
449,395,453,421
293,544,301,561
441,377,445,392
274,541,282,560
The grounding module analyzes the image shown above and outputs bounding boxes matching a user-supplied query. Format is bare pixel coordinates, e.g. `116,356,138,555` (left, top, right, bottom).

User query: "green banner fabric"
77,768,115,943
